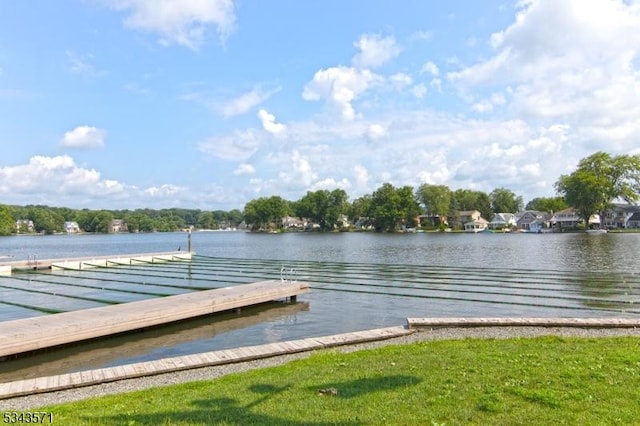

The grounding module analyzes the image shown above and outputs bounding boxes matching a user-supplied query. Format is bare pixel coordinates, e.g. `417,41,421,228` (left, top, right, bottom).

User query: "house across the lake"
109,219,128,233
64,221,81,234
488,213,516,230
15,219,34,233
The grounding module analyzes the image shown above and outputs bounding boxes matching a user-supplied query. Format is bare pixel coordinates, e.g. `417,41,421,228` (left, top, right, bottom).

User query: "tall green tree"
525,196,568,213
196,211,215,229
490,187,524,214
244,196,288,231
348,195,373,223
555,151,640,223
451,189,492,220
0,204,15,236
371,183,401,232
295,189,348,231
397,185,421,228
416,184,452,216
28,206,64,234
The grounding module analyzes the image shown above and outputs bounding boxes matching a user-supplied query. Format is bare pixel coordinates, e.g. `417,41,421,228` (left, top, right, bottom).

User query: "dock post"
187,227,193,252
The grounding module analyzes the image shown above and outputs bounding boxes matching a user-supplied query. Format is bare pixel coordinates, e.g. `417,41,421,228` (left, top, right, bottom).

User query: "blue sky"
1,0,640,210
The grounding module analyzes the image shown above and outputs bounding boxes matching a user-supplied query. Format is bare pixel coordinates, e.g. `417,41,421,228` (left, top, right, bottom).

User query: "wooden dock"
0,326,412,399
0,251,193,275
0,280,309,359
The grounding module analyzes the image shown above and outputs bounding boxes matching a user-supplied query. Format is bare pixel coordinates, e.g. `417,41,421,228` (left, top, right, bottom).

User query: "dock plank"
0,280,308,358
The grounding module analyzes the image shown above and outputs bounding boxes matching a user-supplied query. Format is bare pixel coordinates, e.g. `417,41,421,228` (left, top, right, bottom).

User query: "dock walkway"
0,280,309,359
0,251,192,274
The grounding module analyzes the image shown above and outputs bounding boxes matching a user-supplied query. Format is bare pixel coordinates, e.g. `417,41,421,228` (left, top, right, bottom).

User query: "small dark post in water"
187,227,192,252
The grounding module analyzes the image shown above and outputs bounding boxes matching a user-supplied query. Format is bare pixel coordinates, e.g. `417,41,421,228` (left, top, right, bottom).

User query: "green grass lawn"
42,336,640,425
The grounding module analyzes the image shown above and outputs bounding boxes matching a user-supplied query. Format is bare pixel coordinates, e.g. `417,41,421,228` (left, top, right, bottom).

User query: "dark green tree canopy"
525,196,567,213
416,184,452,216
490,187,524,214
451,189,492,220
555,151,640,222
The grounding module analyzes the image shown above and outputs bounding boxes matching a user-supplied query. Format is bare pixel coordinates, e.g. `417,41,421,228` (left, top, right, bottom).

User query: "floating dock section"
0,280,309,359
0,251,192,275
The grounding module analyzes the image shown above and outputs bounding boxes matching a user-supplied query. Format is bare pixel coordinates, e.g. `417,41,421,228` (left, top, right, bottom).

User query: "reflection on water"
1,231,639,378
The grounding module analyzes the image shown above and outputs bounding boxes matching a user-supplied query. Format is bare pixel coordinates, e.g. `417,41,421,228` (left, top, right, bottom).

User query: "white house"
488,213,517,230
464,217,489,233
64,221,81,234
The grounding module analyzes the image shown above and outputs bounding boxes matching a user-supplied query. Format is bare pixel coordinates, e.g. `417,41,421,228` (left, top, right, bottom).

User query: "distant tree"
91,210,115,233
525,196,568,213
397,185,421,228
451,189,492,220
371,183,401,232
244,196,288,231
227,209,243,226
368,183,419,231
327,189,349,229
28,207,64,234
348,195,373,223
416,184,452,216
196,211,215,229
490,187,524,214
295,189,348,231
0,204,15,236
555,151,640,223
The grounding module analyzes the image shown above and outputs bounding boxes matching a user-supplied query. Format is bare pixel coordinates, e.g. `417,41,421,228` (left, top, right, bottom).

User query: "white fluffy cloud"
303,66,382,120
217,87,278,118
105,0,236,49
0,155,111,197
449,0,640,123
257,109,286,135
233,163,256,175
278,150,317,187
420,61,439,76
352,34,401,69
198,129,261,161
60,126,106,149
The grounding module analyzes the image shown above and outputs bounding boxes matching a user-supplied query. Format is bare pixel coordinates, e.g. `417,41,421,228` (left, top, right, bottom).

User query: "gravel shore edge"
2,326,639,411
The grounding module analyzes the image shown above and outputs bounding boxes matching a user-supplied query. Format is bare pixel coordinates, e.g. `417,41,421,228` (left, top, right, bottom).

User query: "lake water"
1,231,639,380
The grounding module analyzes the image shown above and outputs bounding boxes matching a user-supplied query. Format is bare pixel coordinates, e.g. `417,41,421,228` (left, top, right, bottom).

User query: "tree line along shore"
1,151,638,235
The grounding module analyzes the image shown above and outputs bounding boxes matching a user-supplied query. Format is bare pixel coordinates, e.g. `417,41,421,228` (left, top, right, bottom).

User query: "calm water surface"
1,231,639,380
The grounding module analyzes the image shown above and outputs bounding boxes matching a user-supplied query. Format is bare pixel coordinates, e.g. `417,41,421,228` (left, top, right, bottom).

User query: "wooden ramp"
0,280,309,359
0,326,413,399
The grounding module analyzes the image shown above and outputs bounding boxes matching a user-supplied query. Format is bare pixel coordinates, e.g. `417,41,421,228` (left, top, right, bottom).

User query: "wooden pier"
0,251,193,275
0,280,309,359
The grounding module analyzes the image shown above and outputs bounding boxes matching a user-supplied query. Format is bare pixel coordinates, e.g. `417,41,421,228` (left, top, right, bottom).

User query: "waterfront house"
417,214,448,228
601,204,640,229
464,217,489,233
337,214,350,229
550,208,604,230
516,210,552,232
488,213,517,230
457,210,481,224
64,221,81,234
15,219,34,233
627,211,640,229
281,216,306,230
551,208,582,229
109,219,128,233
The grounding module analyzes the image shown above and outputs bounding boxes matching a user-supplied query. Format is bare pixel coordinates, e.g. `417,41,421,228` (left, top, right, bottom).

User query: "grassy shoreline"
39,336,640,425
